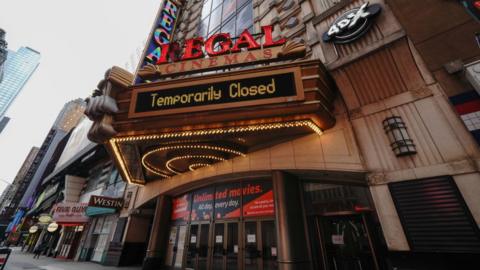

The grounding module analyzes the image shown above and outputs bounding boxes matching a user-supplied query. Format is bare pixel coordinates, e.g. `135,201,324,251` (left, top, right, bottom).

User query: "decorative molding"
85,66,133,143
410,87,433,99
349,108,363,119
312,0,353,26
367,172,386,185
286,17,299,29
367,158,480,186
270,16,281,25
282,0,294,11
285,24,306,39
278,39,307,59
279,5,301,24
326,30,406,70
448,159,477,175
302,12,315,24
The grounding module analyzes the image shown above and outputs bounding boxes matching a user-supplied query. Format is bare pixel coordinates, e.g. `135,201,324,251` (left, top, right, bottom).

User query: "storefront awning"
85,207,116,216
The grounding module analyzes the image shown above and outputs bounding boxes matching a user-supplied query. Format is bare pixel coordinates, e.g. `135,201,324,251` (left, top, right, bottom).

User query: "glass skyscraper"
0,29,7,82
0,47,40,121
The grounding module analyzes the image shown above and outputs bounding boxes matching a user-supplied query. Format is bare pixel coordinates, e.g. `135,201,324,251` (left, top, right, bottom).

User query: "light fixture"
109,120,324,185
383,116,416,156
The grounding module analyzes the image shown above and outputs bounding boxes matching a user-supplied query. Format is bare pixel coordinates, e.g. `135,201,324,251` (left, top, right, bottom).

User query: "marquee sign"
129,67,304,118
322,2,382,44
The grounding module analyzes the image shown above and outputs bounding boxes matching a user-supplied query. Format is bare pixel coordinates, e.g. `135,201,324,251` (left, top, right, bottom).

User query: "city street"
4,248,141,270
1,1,480,270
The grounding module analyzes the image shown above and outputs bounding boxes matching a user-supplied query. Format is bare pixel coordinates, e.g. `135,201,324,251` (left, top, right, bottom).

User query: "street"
4,248,141,270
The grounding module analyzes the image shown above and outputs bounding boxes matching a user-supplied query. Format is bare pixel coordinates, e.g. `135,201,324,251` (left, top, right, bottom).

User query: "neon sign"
136,0,183,83
146,25,285,64
136,25,304,80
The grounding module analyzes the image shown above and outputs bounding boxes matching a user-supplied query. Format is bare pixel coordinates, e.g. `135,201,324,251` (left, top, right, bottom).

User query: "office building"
0,46,40,122
0,28,7,82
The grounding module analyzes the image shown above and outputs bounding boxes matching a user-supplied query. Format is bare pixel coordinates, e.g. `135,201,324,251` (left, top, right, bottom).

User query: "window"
103,168,126,198
198,0,253,38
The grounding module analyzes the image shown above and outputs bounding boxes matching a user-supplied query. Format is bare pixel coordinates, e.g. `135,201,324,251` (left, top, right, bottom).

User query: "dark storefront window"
303,182,380,270
303,183,371,215
198,0,253,38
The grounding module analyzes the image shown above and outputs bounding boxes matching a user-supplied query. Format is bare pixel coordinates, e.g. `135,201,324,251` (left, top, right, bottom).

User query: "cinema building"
85,0,480,269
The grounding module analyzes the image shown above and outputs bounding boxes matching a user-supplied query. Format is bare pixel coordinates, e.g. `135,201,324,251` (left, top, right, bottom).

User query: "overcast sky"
0,0,160,194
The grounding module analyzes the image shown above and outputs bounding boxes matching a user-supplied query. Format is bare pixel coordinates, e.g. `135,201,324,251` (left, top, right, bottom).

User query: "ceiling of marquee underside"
111,120,321,184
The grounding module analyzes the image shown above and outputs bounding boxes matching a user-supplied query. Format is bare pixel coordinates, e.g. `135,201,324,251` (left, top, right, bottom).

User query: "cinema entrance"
163,180,277,270
303,182,381,270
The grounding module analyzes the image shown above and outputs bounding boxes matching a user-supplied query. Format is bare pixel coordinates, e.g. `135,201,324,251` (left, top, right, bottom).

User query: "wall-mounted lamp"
383,116,416,157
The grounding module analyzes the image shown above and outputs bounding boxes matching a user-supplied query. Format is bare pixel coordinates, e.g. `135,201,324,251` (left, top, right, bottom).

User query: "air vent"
389,177,480,253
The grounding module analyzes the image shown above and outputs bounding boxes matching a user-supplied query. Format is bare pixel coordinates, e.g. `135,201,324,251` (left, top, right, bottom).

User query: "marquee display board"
129,67,304,118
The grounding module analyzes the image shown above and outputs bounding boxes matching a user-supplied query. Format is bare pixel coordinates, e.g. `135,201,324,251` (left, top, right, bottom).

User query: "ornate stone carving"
277,39,307,59
85,66,133,143
282,0,294,10
349,108,363,119
410,87,433,99
367,172,386,185
286,17,299,29
138,63,162,80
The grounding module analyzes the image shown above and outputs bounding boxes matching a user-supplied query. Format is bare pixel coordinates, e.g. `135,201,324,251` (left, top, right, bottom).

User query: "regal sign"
322,2,381,44
130,67,303,118
88,195,124,209
137,25,306,80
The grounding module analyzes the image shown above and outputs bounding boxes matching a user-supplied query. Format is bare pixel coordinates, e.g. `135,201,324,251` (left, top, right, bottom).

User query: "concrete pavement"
3,247,142,270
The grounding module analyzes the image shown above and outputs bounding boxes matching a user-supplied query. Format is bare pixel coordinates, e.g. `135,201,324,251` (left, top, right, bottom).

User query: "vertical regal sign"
135,0,183,84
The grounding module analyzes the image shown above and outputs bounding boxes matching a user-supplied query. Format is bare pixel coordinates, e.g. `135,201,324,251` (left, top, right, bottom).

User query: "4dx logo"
322,2,382,44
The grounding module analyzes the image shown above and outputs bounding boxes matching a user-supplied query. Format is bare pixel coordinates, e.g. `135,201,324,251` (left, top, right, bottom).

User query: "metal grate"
389,176,480,253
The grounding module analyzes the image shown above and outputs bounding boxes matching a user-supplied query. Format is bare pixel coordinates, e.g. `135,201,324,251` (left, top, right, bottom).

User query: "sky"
0,0,160,194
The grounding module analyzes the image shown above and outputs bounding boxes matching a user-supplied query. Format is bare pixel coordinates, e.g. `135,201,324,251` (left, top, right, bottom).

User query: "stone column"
142,195,172,270
272,171,311,270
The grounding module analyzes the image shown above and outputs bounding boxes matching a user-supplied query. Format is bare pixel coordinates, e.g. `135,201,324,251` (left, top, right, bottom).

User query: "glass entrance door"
260,221,277,270
165,225,188,269
211,222,240,270
244,220,277,270
185,223,210,270
320,215,378,270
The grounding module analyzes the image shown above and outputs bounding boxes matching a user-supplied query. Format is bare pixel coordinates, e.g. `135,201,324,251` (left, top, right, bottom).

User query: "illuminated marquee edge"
109,120,323,185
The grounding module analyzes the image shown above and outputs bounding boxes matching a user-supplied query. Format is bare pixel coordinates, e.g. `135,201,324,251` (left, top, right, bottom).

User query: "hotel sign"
129,67,304,118
88,195,124,209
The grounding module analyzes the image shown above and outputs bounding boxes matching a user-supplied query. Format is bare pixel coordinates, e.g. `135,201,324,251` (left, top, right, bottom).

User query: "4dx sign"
322,2,382,44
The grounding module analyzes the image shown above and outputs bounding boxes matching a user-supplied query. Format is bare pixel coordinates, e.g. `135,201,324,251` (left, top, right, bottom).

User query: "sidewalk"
4,247,142,270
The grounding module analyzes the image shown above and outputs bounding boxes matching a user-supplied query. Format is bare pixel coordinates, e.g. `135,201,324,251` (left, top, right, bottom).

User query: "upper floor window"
198,0,253,39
